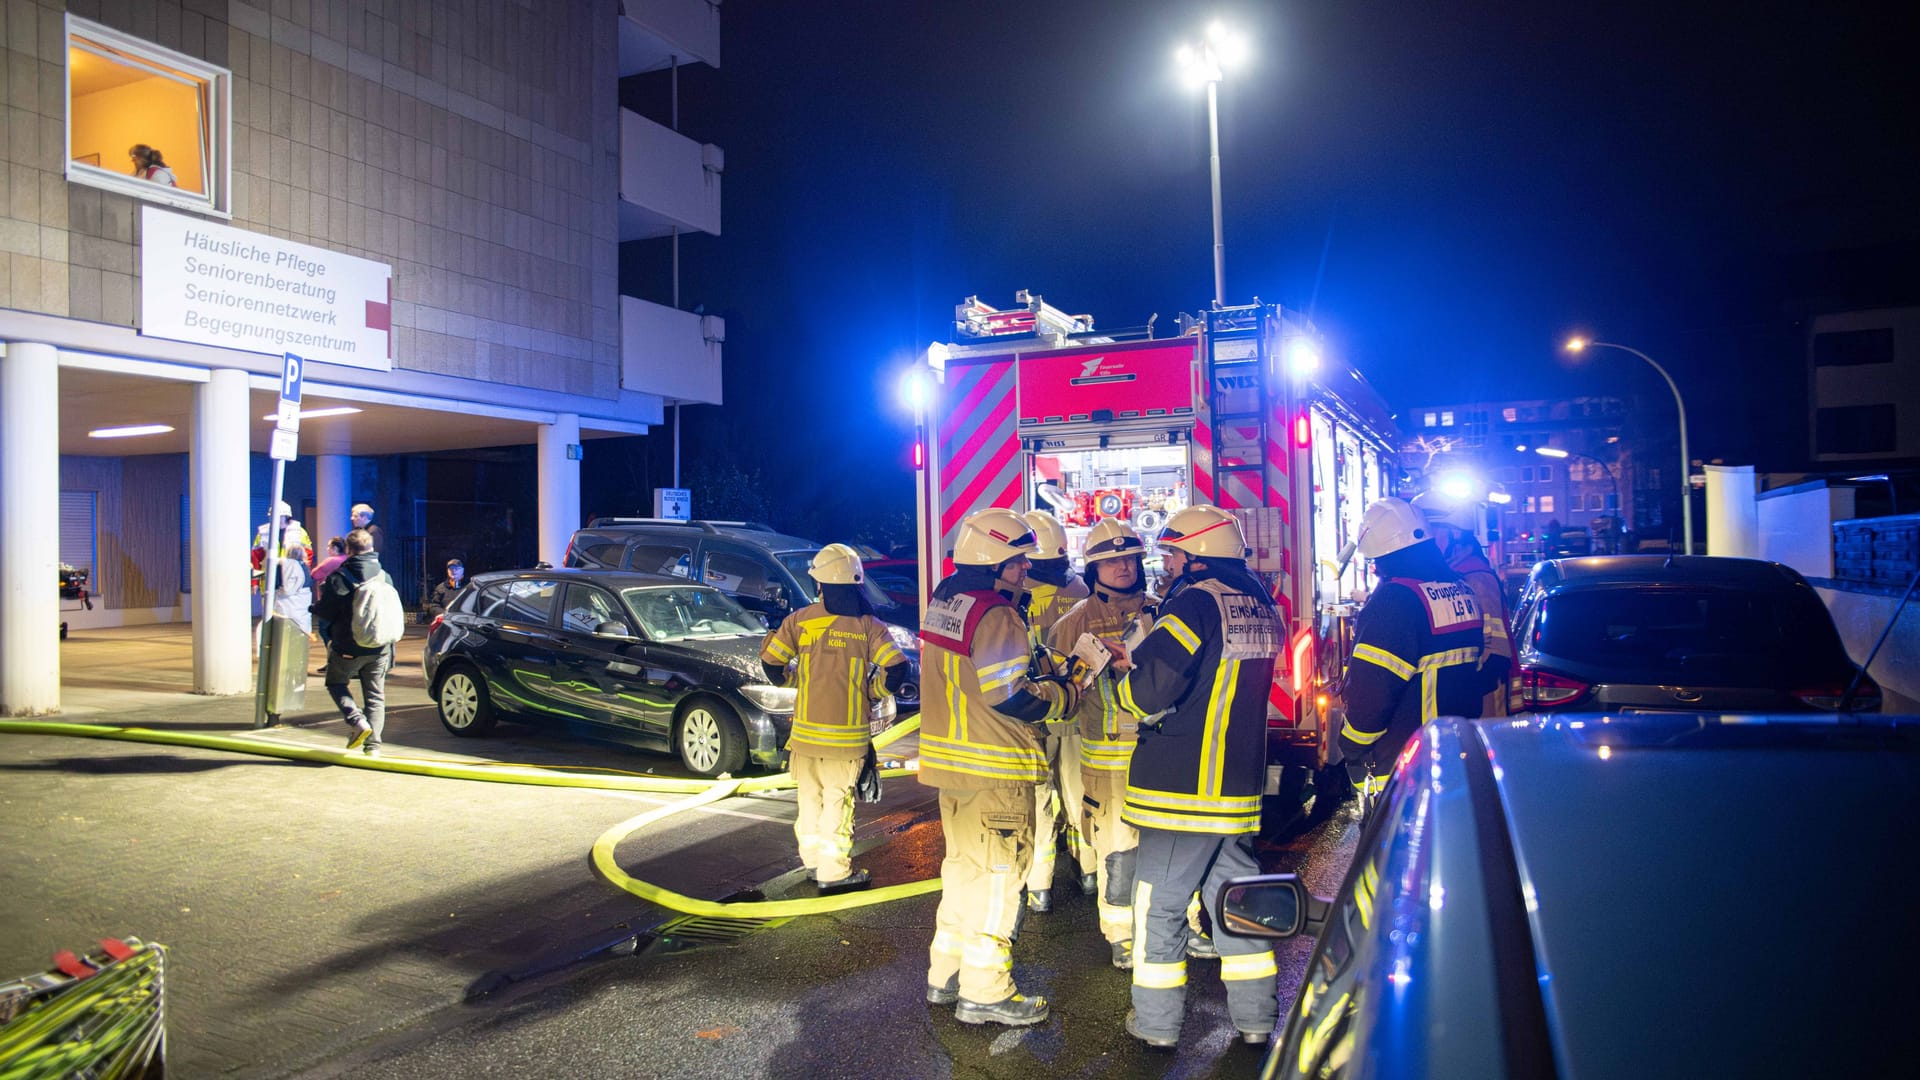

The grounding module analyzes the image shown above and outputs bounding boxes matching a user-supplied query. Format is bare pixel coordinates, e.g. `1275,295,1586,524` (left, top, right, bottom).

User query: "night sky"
621,1,1920,541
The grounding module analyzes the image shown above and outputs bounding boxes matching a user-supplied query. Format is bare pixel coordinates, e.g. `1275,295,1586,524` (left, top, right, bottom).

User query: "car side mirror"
593,621,635,641
1216,874,1332,940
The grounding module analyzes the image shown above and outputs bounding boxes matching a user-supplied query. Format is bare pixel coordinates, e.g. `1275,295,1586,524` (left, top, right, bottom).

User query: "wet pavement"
1,625,1359,1077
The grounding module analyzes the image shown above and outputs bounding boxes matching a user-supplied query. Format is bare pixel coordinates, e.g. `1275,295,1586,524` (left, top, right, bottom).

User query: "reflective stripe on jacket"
1117,572,1279,834
760,603,905,760
917,585,1065,789
1047,586,1151,772
1339,575,1485,771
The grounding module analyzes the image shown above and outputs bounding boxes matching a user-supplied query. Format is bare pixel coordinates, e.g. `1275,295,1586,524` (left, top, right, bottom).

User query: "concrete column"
537,413,581,566
1704,464,1759,559
0,342,61,715
314,454,352,552
191,368,254,694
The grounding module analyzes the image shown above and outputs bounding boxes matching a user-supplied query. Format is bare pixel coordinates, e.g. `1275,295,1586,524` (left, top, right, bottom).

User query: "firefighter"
1017,509,1094,913
920,507,1078,1027
1340,497,1487,804
1411,491,1513,717
759,543,911,892
1047,515,1153,969
1111,506,1282,1049
251,500,313,592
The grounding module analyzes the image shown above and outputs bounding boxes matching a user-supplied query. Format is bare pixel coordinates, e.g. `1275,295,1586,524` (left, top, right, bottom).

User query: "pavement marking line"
1,716,945,918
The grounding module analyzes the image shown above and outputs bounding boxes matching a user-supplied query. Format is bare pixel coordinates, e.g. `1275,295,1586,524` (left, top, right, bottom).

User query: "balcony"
622,295,724,405
619,0,720,74
620,109,722,241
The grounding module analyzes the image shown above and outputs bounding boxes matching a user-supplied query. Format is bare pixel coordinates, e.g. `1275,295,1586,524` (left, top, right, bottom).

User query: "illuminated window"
1540,496,1555,513
1440,410,1455,427
1502,407,1517,423
65,15,231,216
1524,496,1537,512
1422,411,1437,428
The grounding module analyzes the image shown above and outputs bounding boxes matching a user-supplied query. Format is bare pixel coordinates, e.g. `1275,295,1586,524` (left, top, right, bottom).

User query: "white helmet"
1355,497,1432,559
1022,510,1069,560
808,543,864,585
274,500,292,517
1409,491,1477,534
953,507,1038,566
1157,505,1247,560
1083,516,1146,563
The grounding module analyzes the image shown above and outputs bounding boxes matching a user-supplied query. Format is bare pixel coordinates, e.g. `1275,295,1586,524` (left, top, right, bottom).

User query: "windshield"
776,551,896,610
621,586,764,642
1536,585,1848,683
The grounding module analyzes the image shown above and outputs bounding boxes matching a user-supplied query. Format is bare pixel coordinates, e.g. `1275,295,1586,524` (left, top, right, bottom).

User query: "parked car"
1222,713,1920,1079
423,568,800,777
563,519,921,707
861,557,920,609
1507,555,1880,714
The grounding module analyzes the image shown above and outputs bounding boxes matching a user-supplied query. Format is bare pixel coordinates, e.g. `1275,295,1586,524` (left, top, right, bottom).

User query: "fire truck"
913,291,1401,818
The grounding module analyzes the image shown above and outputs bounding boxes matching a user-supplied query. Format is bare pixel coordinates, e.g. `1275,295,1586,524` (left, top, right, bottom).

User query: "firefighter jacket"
1025,575,1090,730
1116,565,1280,834
760,603,907,760
917,580,1070,790
1446,548,1513,717
1338,574,1485,774
1047,585,1152,773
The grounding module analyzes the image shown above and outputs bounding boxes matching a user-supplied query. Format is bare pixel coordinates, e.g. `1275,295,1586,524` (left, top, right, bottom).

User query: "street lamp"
1175,21,1252,308
1564,336,1693,554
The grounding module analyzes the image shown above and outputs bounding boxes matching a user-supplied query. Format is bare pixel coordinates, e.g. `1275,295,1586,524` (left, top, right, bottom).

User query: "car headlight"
740,684,797,714
888,623,919,655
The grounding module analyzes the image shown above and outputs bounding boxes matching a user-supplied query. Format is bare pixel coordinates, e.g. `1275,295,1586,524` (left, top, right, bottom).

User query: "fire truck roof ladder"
1205,304,1274,498
955,291,1095,341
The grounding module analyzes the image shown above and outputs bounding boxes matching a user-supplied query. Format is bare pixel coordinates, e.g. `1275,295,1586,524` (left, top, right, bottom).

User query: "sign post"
254,353,304,728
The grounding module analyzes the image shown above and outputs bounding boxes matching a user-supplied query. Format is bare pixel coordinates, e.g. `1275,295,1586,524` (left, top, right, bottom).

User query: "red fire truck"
912,291,1401,818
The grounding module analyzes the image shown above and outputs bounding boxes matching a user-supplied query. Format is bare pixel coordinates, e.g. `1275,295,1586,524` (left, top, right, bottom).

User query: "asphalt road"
313,778,1361,1080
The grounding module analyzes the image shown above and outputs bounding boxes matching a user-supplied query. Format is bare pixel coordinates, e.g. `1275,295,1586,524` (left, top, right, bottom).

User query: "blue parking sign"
280,352,305,406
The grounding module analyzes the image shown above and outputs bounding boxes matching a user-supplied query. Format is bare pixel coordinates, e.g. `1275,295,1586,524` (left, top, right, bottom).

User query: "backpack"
350,572,405,648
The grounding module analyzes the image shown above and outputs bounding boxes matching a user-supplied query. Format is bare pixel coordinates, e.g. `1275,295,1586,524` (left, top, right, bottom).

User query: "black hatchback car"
564,518,922,707
423,568,798,777
1508,555,1881,714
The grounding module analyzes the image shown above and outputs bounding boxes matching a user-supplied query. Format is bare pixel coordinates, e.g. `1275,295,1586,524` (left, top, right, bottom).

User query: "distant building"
1806,306,1920,466
1398,394,1685,553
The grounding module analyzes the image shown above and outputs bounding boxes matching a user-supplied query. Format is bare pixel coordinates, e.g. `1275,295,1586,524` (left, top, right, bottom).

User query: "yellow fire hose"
0,717,941,917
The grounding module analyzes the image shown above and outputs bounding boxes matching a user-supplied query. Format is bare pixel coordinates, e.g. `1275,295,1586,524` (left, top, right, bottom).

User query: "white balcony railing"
619,109,722,241
621,295,723,405
618,0,720,75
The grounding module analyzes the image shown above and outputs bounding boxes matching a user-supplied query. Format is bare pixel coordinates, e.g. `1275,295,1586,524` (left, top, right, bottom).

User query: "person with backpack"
309,528,405,755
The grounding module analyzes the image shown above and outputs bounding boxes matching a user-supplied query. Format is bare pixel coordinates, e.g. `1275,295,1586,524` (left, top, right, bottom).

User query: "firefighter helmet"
1083,516,1146,563
1156,506,1247,560
1022,510,1069,559
274,500,292,518
953,507,1038,566
807,543,865,585
1355,497,1431,559
1410,491,1477,534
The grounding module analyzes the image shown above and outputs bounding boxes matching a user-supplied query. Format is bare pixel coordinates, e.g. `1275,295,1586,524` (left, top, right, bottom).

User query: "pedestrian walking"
1017,510,1093,914
273,542,313,635
1411,492,1513,717
1110,505,1281,1049
919,508,1077,1027
309,529,402,756
351,503,384,557
1046,515,1153,969
759,544,911,892
1339,498,1486,806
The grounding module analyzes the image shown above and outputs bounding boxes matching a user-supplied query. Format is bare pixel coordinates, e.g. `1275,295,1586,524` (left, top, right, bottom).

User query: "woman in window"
128,145,177,187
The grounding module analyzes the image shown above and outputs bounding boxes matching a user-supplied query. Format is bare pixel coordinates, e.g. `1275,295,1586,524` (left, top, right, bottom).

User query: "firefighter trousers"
928,786,1033,1004
1080,766,1138,944
1024,727,1094,892
1131,829,1279,1042
791,752,862,883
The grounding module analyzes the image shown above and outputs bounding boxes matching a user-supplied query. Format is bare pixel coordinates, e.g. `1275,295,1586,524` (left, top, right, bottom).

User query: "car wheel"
436,664,497,736
676,698,748,778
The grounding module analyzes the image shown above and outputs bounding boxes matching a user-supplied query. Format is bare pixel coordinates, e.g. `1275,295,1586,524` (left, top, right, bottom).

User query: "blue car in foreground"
1221,714,1920,1079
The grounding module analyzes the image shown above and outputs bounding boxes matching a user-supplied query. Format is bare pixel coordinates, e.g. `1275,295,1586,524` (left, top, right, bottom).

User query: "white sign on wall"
139,207,393,372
